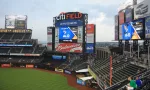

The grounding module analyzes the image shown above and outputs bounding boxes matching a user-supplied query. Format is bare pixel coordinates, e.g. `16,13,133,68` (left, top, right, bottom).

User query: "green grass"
0,68,77,90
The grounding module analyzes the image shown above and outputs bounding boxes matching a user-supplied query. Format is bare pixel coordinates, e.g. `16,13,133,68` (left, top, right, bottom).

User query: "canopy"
76,69,88,73
79,76,93,81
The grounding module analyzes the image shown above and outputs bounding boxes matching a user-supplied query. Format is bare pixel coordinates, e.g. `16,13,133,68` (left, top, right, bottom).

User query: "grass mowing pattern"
0,68,77,90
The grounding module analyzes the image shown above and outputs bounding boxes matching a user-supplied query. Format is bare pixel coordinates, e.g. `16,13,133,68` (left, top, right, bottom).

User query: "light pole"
138,44,140,59
148,45,150,68
130,44,132,58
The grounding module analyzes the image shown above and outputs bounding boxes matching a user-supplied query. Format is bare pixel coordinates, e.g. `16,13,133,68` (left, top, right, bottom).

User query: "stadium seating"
23,33,31,40
89,53,146,89
0,48,10,53
10,48,22,53
0,56,43,63
1,33,13,39
22,47,34,53
34,46,46,54
0,33,4,39
12,33,25,40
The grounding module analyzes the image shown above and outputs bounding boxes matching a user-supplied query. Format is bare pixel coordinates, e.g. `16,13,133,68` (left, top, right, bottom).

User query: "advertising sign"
59,27,78,43
55,20,83,27
119,12,125,25
55,68,64,72
15,15,27,29
145,16,150,39
86,43,94,53
86,24,95,43
115,15,119,26
125,8,133,22
26,65,34,68
134,0,150,20
77,78,86,86
54,12,84,22
122,19,144,40
5,15,16,29
1,64,11,68
115,26,119,40
52,55,66,60
55,27,59,43
47,27,53,43
64,70,72,74
78,26,83,43
55,43,82,53
0,44,32,47
47,43,52,50
119,25,123,40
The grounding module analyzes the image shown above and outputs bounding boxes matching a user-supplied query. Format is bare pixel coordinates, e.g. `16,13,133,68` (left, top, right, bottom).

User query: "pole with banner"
109,55,112,86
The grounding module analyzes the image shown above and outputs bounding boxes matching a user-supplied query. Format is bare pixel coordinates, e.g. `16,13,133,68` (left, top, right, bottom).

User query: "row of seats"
57,54,81,69
0,56,43,63
0,46,46,54
0,33,31,40
89,55,146,89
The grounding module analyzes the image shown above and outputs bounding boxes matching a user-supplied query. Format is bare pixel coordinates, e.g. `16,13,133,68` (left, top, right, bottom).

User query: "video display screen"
145,16,150,39
125,8,133,22
59,26,78,43
122,19,144,40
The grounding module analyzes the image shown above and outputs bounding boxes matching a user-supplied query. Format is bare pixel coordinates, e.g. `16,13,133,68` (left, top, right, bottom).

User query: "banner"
47,43,52,50
119,12,125,25
55,20,83,27
115,15,119,26
122,19,144,40
77,78,86,86
24,54,40,56
86,24,95,43
0,53,9,55
145,16,150,39
125,8,133,22
115,26,119,40
47,27,53,43
119,25,123,40
0,44,32,47
77,26,83,43
134,0,150,20
1,64,11,68
5,15,15,29
86,43,94,53
26,65,34,68
10,53,24,56
64,70,72,74
55,27,59,43
55,68,64,72
52,55,66,60
55,43,82,53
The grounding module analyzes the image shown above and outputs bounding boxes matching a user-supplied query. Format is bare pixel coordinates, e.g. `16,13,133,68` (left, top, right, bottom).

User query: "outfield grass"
0,68,77,90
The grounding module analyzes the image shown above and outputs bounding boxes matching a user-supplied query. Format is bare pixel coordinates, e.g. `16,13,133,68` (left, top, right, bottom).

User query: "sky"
0,0,128,42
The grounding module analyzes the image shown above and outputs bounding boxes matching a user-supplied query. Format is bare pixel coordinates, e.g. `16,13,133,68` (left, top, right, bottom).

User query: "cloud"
88,12,114,42
86,0,124,6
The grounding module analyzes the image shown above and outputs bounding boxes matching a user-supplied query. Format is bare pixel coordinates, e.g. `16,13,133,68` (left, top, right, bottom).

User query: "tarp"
76,69,88,73
79,76,93,81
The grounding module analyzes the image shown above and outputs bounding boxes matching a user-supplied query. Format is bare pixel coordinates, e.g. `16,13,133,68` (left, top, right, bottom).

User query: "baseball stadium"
0,0,150,90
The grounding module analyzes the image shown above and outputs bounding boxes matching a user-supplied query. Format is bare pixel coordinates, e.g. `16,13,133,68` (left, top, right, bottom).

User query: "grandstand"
0,29,46,64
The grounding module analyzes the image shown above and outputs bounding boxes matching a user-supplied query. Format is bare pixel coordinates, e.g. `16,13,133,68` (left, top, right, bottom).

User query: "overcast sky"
0,0,128,42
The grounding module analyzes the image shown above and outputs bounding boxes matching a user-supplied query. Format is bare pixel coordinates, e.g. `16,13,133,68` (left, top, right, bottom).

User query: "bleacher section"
0,56,43,63
0,33,31,40
23,33,31,40
0,48,10,53
88,47,148,90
